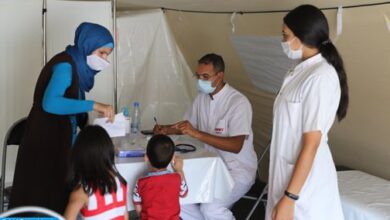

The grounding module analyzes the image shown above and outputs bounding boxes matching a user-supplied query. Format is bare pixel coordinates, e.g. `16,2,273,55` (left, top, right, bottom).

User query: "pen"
153,117,158,125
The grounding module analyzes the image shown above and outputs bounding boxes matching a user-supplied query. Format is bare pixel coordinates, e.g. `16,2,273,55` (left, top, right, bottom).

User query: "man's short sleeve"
227,98,252,137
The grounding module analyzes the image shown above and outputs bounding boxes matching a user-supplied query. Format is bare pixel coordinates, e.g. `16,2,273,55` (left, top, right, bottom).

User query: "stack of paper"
93,113,127,137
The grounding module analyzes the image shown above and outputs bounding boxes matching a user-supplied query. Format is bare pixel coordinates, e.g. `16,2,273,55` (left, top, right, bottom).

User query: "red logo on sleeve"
215,128,224,134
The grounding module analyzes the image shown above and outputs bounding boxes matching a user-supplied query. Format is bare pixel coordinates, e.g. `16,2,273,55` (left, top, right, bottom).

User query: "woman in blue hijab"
9,22,115,214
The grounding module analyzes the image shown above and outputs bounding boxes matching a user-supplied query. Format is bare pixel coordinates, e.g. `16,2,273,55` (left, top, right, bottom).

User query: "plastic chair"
0,117,27,212
0,206,64,219
242,139,270,220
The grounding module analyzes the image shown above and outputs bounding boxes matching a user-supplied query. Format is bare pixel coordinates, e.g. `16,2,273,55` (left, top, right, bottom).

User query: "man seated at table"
153,53,257,220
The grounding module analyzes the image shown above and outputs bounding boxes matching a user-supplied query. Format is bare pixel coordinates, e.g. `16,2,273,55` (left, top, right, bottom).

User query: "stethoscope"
175,143,196,153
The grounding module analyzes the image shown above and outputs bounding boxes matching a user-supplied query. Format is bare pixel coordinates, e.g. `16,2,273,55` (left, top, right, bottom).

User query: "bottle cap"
122,107,129,117
133,102,140,107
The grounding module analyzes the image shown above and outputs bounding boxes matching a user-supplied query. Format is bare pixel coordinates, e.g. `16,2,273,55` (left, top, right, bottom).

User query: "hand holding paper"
93,102,115,123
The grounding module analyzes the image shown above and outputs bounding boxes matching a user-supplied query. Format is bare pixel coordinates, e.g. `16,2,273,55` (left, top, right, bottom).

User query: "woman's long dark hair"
69,125,126,195
284,4,349,121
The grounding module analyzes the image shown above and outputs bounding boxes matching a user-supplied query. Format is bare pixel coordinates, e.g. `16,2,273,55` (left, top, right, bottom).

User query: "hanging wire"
160,1,390,14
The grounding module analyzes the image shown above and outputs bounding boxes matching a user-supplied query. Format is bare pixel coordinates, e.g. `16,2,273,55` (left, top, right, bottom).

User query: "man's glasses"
193,72,219,81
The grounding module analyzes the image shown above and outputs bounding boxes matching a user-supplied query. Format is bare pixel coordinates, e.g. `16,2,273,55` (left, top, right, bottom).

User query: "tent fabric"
117,9,197,130
0,0,43,185
117,0,387,12
230,36,296,94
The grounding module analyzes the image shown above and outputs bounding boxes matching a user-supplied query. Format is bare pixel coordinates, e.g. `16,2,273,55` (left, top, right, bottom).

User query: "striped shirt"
80,177,127,220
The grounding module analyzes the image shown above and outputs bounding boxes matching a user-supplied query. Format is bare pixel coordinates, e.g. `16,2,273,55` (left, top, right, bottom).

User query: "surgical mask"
86,54,110,71
281,38,303,60
198,79,216,94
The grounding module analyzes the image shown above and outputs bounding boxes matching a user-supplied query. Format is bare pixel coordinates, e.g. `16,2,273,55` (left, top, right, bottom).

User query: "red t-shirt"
133,170,188,220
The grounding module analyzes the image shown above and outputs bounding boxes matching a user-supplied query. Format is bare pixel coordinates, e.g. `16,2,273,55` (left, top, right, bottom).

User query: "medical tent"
1,0,390,196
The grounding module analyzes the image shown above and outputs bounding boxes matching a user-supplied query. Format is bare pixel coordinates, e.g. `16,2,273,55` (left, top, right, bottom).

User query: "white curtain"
0,0,43,185
230,36,295,94
117,9,197,130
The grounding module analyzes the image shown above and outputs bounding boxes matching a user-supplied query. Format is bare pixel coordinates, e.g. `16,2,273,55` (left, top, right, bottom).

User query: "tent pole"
112,0,118,112
42,0,47,65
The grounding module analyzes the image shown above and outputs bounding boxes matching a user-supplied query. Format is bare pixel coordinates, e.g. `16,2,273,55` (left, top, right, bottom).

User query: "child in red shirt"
132,134,188,220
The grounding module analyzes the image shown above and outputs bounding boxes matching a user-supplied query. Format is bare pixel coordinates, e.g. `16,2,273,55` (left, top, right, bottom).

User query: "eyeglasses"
193,72,220,81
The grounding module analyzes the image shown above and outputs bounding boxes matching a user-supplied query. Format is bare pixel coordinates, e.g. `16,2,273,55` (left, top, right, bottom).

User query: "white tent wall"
0,0,113,186
117,0,390,12
116,10,196,130
0,0,43,185
1,0,390,187
164,5,390,180
47,0,114,122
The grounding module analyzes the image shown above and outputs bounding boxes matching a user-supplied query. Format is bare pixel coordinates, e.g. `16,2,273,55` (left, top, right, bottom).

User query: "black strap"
284,190,299,201
175,144,196,153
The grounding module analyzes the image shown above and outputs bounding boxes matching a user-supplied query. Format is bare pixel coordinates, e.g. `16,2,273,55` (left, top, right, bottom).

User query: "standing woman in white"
266,5,349,220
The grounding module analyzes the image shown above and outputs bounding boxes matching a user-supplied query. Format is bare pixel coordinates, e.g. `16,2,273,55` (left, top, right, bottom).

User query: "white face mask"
197,79,216,94
281,37,303,60
86,54,110,71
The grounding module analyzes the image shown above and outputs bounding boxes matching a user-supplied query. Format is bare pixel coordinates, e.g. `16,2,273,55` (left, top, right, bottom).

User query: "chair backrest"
4,118,27,146
1,117,27,212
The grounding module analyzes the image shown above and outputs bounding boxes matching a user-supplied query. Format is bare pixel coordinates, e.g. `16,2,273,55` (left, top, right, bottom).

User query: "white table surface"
338,170,390,220
113,135,235,211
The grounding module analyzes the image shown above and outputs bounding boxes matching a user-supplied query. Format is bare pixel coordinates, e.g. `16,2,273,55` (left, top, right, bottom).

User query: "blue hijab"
65,22,114,93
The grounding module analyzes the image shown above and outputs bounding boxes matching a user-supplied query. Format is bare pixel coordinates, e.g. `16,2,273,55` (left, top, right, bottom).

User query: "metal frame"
0,118,27,212
242,140,271,220
42,0,47,65
112,0,118,112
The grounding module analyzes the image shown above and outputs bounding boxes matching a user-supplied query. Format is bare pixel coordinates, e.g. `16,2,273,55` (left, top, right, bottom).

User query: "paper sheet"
93,113,127,137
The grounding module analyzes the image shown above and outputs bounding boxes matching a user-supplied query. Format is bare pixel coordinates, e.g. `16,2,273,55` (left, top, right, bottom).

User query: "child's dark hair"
146,134,175,169
69,125,126,195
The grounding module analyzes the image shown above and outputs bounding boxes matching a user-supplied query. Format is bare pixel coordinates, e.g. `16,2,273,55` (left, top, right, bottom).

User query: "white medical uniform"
266,54,344,220
181,83,257,220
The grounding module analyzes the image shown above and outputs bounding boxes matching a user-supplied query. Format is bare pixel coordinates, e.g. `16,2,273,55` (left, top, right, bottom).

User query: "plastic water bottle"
130,102,141,134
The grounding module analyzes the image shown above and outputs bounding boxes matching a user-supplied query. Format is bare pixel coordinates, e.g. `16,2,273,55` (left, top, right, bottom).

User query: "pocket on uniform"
273,157,296,201
283,157,295,178
280,157,310,216
285,101,302,130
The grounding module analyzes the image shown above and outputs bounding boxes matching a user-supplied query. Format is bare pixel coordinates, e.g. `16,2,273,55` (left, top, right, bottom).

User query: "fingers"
153,124,160,133
172,156,183,171
172,120,189,128
172,121,191,133
176,158,183,168
104,105,115,123
172,121,183,129
94,102,115,123
153,125,167,134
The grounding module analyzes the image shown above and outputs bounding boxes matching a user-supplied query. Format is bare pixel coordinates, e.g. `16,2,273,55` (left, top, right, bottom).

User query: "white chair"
0,206,64,219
